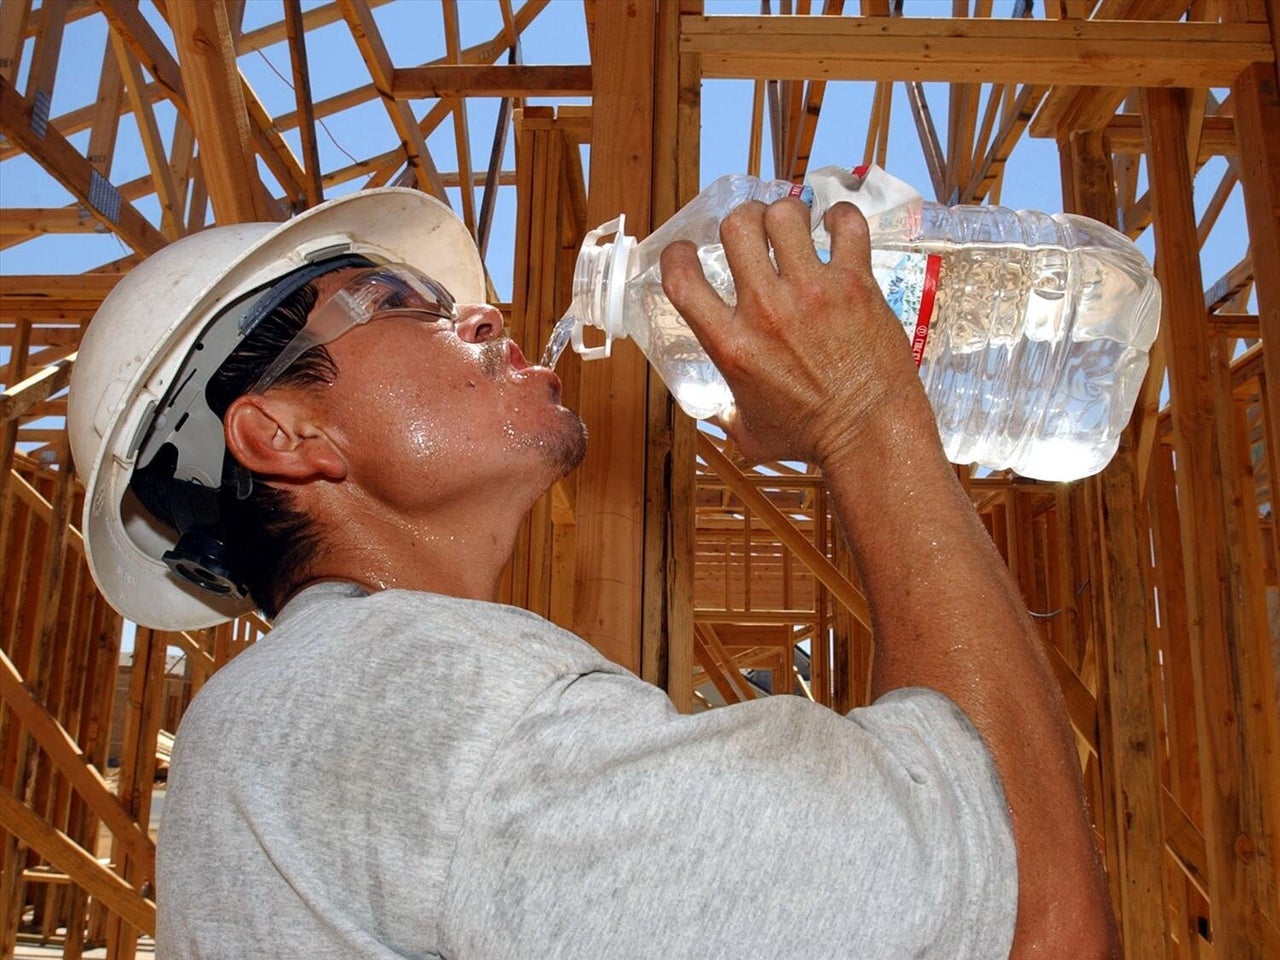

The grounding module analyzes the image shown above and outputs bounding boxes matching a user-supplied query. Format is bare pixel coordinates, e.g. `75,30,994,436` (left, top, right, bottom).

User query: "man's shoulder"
280,584,619,675
182,585,626,735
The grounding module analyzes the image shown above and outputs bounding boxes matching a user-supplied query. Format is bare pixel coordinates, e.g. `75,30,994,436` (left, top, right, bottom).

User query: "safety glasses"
250,263,459,394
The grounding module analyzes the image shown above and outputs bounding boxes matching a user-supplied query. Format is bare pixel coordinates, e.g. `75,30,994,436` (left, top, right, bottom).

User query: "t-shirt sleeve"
439,673,1017,960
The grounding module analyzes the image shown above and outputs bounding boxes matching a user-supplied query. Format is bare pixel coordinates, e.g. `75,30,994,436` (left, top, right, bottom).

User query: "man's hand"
659,199,924,468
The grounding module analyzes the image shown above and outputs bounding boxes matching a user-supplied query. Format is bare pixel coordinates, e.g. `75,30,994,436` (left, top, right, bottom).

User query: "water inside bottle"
913,238,1154,480
541,311,577,368
625,254,736,419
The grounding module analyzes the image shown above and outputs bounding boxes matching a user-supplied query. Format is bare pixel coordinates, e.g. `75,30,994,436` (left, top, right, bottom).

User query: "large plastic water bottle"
543,166,1161,482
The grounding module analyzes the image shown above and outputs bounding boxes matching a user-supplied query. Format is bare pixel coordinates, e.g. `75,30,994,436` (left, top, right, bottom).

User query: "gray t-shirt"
157,582,1016,958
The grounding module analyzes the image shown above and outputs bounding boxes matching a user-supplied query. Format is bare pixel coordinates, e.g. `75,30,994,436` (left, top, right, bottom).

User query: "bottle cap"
570,215,637,360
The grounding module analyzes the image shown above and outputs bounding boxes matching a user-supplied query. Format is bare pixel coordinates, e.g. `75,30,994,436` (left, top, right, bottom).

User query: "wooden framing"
1,1,1277,956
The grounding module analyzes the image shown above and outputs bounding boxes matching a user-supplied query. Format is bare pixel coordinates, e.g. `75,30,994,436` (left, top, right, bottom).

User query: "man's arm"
661,198,1120,958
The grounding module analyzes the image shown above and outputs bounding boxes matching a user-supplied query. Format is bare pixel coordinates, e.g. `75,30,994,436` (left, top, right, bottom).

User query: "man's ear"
224,393,347,482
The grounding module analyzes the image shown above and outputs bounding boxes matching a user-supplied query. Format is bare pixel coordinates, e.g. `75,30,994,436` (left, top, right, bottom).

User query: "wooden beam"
110,31,182,239
170,632,217,678
0,207,102,239
1095,438,1169,955
0,78,134,165
104,625,166,955
86,34,124,177
0,648,154,877
237,73,307,212
1104,113,1236,159
1163,786,1210,903
391,63,592,98
1027,0,1192,139
0,273,123,302
692,626,746,704
945,0,980,202
337,0,448,201
0,76,166,255
695,623,758,702
0,1,30,86
1228,52,1280,615
1208,313,1261,339
441,1,476,237
698,435,870,628
0,352,75,423
168,0,273,223
1145,86,1278,958
22,0,66,107
568,0,659,671
1043,640,1099,760
0,784,155,935
282,0,323,208
681,15,1272,86
95,0,191,123
640,0,699,711
905,81,948,201
235,0,392,53
1062,130,1169,956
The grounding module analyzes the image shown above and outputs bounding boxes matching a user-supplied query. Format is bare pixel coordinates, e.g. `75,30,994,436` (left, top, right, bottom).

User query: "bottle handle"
572,319,612,361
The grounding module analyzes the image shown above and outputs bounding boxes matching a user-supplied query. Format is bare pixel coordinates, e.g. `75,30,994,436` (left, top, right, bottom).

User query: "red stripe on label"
910,253,942,367
851,163,871,180
788,183,805,197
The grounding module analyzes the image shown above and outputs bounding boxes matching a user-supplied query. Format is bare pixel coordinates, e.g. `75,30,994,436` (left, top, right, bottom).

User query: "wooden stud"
168,0,273,223
1145,86,1278,958
282,0,323,208
699,435,869,627
22,0,66,107
1225,32,1280,590
905,81,948,201
0,648,154,877
570,0,657,671
0,1,30,86
103,625,165,960
1060,136,1167,959
109,33,183,239
441,1,477,237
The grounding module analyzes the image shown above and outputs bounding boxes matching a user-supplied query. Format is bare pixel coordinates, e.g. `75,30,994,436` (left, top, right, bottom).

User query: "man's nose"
454,303,504,342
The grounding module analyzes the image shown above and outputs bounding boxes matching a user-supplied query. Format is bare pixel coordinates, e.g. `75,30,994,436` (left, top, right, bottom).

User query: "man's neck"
291,489,528,605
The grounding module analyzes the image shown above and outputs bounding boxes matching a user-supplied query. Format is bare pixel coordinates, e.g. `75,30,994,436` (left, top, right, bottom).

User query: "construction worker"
68,188,1117,958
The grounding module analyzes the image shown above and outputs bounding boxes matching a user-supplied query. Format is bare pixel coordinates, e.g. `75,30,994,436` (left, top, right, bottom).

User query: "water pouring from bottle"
541,312,577,369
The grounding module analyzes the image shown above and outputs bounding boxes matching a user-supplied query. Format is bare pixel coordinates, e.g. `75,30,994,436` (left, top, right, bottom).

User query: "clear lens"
250,264,457,394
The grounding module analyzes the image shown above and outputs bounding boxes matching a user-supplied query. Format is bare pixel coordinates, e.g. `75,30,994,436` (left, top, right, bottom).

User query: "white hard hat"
68,188,486,631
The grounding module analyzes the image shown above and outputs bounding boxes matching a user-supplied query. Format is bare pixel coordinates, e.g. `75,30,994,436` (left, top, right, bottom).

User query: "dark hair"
131,277,342,618
206,280,336,617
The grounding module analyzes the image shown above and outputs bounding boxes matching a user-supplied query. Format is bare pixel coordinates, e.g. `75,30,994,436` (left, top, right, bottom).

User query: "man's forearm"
820,393,1120,958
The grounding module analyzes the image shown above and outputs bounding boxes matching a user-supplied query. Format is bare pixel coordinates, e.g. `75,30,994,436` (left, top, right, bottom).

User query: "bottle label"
870,250,941,367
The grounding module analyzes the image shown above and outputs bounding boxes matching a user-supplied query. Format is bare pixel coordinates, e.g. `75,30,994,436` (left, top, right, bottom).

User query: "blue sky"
0,0,1251,307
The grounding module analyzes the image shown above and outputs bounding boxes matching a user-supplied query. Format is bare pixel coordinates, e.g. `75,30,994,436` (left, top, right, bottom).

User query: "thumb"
825,201,873,270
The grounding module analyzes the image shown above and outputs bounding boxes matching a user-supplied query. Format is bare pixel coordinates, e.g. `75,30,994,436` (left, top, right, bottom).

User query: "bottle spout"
568,214,637,361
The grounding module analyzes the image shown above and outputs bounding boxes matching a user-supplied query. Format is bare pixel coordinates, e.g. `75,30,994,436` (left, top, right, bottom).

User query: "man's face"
302,269,587,518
